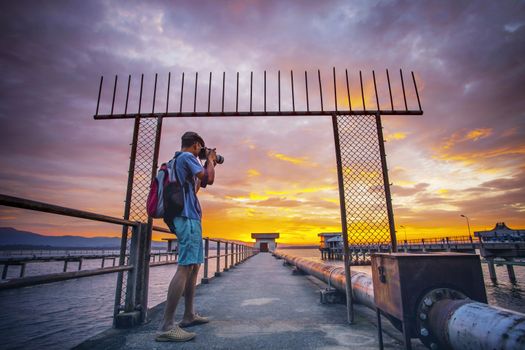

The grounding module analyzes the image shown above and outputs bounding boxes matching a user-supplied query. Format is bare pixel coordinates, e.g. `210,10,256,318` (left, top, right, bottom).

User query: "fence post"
115,222,149,328
215,241,221,277
230,243,235,268
202,238,210,284
224,242,229,271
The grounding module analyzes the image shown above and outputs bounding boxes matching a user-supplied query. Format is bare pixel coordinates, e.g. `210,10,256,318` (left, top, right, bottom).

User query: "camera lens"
216,155,224,164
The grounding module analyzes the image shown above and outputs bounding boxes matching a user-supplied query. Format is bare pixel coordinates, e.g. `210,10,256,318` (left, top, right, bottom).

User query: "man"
156,131,216,342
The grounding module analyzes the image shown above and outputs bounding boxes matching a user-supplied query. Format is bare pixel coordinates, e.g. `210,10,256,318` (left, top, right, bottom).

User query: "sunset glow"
1,1,524,245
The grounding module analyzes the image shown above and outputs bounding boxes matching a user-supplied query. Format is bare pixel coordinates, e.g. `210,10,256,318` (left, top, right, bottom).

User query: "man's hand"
207,148,217,166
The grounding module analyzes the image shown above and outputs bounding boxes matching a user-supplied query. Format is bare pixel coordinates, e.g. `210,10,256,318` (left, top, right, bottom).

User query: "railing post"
215,241,221,277
202,238,210,284
115,222,148,328
224,242,229,271
230,243,235,268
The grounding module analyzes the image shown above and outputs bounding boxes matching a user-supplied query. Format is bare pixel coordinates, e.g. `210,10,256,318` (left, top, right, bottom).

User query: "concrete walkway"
76,253,422,349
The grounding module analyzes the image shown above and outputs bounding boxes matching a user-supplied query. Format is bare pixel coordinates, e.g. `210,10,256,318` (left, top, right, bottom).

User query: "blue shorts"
169,217,203,266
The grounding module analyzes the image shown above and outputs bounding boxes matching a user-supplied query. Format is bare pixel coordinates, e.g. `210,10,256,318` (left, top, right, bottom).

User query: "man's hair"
181,131,205,148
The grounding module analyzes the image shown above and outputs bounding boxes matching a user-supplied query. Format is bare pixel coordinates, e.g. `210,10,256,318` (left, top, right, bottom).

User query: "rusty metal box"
371,253,487,335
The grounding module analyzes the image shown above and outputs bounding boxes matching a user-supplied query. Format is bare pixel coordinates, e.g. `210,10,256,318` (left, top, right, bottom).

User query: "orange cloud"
385,132,407,141
465,128,492,141
267,151,310,165
247,169,260,177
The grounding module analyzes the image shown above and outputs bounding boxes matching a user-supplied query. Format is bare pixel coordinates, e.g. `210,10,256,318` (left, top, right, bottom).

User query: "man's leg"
182,264,201,322
160,265,192,331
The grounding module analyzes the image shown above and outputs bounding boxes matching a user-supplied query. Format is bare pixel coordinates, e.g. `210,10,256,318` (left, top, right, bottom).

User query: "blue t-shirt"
174,151,204,220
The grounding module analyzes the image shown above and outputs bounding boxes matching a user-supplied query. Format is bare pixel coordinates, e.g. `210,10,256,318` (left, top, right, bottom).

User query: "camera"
198,147,224,164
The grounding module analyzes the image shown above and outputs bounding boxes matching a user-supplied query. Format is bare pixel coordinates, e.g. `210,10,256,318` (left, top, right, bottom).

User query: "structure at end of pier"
251,233,279,253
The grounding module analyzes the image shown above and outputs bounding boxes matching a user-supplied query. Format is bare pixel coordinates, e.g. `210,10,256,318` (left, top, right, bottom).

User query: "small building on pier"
251,233,279,252
318,232,343,260
474,222,525,242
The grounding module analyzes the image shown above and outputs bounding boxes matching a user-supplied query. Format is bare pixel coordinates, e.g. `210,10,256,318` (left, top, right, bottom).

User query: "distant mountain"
0,227,167,249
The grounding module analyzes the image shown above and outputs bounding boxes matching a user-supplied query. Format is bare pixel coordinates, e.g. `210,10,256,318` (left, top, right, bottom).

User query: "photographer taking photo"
157,131,218,342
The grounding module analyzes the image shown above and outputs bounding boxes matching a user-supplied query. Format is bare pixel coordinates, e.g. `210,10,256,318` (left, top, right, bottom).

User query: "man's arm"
196,149,216,185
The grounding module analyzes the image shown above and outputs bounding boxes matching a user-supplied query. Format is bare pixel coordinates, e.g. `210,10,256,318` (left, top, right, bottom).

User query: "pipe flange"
416,288,467,349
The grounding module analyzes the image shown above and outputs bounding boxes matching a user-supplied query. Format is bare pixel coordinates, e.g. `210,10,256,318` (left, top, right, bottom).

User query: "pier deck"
76,253,423,349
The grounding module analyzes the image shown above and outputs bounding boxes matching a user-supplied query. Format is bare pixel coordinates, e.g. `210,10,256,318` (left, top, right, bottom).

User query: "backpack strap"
171,153,195,189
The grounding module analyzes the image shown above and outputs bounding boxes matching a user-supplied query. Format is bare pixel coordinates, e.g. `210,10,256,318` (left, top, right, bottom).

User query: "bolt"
424,298,433,307
420,328,429,337
419,313,427,320
430,343,438,350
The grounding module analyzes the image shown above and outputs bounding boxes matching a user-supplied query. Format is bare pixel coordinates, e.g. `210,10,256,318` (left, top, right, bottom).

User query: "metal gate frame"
93,68,423,324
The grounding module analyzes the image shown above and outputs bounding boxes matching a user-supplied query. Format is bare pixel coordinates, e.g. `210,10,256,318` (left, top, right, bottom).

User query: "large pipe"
274,252,374,309
274,251,525,350
428,299,525,350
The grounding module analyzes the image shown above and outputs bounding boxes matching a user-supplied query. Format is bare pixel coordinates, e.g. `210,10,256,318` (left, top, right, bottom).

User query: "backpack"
146,155,184,219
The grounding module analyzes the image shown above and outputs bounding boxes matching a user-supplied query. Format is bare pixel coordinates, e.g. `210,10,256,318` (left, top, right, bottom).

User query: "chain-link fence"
335,114,393,264
115,118,158,315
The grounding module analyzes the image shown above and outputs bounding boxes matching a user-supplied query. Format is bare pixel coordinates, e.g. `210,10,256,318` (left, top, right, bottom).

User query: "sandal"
155,325,196,342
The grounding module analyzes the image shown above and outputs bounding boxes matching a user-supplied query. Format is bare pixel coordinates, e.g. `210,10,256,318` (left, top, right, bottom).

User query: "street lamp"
400,225,407,241
460,214,471,238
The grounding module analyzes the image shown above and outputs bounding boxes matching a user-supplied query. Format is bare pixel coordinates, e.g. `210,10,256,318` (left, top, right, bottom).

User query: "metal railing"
201,238,255,284
0,194,256,328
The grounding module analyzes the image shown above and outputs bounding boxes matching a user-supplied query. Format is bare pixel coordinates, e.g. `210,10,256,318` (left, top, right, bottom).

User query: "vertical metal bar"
411,71,422,111
331,114,354,324
179,72,185,113
193,72,198,113
114,115,141,325
231,243,234,266
125,75,131,115
278,70,281,112
236,72,239,113
333,67,338,112
372,70,380,111
224,242,229,270
215,241,221,276
124,224,140,313
376,113,397,252
96,76,103,116
20,263,26,277
138,222,152,324
264,70,267,112
359,71,365,111
221,72,225,113
166,72,171,114
152,73,158,113
305,71,310,112
345,69,352,111
318,69,324,112
386,69,394,111
111,75,118,115
203,238,209,283
290,70,295,112
400,69,408,110
250,71,253,112
207,72,212,113
138,74,144,114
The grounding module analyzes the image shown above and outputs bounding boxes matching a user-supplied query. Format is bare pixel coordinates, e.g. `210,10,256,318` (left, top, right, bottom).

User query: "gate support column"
375,113,397,252
332,114,354,324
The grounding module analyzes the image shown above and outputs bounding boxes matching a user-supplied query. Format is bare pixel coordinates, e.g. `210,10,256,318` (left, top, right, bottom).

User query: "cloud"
0,0,524,243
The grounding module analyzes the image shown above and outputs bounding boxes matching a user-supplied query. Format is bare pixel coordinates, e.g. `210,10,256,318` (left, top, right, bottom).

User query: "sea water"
0,248,523,349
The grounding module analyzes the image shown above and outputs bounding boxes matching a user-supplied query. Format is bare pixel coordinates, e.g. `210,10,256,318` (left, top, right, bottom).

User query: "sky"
0,0,524,244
